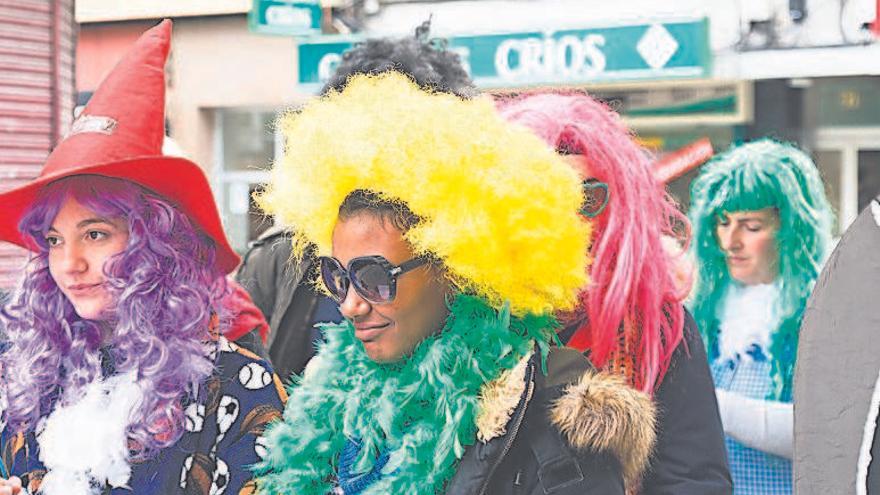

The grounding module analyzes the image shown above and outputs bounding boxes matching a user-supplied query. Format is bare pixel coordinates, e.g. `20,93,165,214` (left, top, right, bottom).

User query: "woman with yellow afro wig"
253,72,656,495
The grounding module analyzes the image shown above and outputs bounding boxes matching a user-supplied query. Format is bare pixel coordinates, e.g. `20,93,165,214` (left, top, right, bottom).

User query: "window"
814,150,843,235
815,128,880,235
213,109,278,253
858,150,880,212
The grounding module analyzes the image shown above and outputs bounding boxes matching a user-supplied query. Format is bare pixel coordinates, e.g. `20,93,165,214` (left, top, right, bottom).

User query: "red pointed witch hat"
0,20,240,274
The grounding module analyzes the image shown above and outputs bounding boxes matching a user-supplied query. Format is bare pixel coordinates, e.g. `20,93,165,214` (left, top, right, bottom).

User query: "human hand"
0,476,22,495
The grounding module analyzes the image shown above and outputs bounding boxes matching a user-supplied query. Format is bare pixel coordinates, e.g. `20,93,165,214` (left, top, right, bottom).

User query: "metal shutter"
0,0,75,290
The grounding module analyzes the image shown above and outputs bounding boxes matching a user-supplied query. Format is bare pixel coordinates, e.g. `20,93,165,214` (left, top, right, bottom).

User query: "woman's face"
715,208,779,285
332,212,450,363
46,196,129,320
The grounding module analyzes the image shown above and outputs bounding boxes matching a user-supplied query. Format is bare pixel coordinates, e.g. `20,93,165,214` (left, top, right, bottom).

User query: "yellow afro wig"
258,72,591,315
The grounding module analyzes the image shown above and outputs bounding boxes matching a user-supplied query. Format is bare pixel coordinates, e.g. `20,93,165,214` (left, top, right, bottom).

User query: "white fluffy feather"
36,370,144,495
717,282,781,362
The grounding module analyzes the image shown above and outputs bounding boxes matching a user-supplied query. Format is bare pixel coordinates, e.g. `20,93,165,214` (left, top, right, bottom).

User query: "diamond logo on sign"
637,24,679,69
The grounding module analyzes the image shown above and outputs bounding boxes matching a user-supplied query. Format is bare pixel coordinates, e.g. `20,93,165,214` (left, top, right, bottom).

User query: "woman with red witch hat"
0,21,284,495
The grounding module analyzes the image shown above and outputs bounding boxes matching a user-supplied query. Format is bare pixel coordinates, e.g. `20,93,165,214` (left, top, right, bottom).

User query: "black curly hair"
321,20,476,98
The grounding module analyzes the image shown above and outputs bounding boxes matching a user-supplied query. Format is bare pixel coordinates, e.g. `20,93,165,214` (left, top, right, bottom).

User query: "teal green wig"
689,138,834,398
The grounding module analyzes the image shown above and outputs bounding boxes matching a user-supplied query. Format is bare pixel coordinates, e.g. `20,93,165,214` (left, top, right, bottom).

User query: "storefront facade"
804,77,880,234
76,9,304,254
74,0,880,257
293,17,745,217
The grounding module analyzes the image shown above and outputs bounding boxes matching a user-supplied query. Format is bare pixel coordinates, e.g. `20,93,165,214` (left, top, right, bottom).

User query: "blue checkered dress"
711,347,792,495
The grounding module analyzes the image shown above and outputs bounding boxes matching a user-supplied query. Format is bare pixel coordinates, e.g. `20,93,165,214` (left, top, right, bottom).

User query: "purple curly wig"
0,175,226,459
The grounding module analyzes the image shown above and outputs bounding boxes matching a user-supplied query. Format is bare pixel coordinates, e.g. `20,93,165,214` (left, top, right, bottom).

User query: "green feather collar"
254,294,555,495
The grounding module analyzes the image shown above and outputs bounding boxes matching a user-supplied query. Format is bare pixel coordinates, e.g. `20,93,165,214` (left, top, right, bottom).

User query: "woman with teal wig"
689,138,834,494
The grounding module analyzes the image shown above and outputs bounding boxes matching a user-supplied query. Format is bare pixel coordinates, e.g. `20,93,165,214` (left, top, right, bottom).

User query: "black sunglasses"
319,255,429,304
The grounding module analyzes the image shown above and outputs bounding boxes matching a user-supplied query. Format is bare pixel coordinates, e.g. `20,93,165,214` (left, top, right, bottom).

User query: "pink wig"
497,91,691,393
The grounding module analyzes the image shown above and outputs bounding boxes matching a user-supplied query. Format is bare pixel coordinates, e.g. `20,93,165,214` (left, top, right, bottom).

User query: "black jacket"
869,412,880,493
235,227,324,380
558,309,732,495
640,311,732,494
447,346,656,494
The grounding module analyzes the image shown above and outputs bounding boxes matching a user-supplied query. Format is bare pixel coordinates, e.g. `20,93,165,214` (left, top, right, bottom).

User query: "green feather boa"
254,294,555,495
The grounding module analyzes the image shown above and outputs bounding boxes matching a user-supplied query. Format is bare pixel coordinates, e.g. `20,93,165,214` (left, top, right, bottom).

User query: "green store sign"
249,0,321,36
297,19,710,91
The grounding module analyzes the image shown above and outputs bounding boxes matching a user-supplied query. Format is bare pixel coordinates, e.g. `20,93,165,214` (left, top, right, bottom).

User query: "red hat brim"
0,156,240,274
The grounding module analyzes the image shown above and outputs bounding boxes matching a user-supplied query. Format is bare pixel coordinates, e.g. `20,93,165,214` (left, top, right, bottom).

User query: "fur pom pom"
550,371,656,487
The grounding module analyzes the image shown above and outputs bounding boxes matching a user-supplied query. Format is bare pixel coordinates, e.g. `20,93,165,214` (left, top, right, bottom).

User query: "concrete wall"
76,0,250,23
77,21,155,92
164,15,306,175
